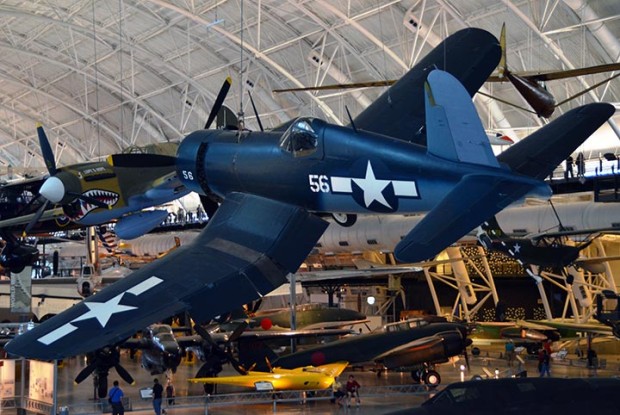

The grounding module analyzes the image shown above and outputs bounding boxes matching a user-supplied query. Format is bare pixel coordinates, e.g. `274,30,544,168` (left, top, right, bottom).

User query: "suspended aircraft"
5,27,615,362
476,216,597,271
469,320,560,354
0,126,190,271
274,24,620,119
188,361,348,392
0,124,189,238
237,316,470,387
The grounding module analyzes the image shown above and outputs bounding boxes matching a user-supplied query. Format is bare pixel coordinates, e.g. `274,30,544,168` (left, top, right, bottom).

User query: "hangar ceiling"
0,0,618,176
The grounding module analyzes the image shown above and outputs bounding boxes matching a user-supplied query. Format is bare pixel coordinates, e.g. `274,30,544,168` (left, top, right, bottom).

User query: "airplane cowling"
382,331,468,369
115,210,169,240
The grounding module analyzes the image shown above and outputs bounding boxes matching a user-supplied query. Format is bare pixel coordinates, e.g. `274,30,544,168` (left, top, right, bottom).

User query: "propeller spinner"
23,125,110,234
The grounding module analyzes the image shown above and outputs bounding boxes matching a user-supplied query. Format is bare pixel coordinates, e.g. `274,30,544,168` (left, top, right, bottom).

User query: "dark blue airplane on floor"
5,28,614,361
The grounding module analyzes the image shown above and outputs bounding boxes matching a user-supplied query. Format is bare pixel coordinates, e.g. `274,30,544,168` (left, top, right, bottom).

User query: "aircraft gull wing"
4,192,328,359
352,28,501,144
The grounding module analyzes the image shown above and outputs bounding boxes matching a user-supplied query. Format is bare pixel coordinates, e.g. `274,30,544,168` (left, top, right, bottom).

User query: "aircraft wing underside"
5,192,328,360
352,28,501,145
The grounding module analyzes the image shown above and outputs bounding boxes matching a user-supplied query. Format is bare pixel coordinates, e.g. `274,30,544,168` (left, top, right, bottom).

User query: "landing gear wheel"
332,213,357,227
424,370,441,388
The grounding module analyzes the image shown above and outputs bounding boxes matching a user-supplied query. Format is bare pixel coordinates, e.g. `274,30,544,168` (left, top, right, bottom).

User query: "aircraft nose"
39,176,65,203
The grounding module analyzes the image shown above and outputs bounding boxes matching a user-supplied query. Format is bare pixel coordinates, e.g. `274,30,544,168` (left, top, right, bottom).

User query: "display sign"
254,381,274,392
140,387,153,399
0,359,15,398
28,360,54,404
10,267,32,314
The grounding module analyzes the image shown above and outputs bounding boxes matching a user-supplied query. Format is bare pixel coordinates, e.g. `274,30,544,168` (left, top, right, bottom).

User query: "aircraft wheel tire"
332,213,357,227
424,370,441,388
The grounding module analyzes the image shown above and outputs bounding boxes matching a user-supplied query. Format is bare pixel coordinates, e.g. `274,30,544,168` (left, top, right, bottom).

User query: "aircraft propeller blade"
74,362,98,384
23,199,49,235
193,322,248,375
193,323,218,347
248,91,264,132
265,356,273,373
114,363,135,385
204,77,232,129
36,123,57,175
249,299,262,315
227,321,248,343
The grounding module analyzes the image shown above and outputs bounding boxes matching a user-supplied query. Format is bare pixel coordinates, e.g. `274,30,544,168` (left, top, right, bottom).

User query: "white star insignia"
329,161,418,211
513,243,521,254
71,294,137,327
352,161,392,209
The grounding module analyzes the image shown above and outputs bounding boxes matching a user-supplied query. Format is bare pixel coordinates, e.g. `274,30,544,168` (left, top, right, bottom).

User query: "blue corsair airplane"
5,28,614,361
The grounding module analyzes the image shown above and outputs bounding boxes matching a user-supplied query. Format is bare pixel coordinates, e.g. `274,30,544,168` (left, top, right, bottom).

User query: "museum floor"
46,346,620,415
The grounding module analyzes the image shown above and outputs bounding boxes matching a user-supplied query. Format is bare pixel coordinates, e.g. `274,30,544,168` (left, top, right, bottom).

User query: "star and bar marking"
38,276,163,345
315,160,418,210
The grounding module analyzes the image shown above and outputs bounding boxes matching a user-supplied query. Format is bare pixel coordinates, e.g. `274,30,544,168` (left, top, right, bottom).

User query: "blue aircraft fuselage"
176,117,548,216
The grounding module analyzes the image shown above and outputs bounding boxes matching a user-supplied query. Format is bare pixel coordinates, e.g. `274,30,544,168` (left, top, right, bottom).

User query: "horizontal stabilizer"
497,103,615,180
425,70,498,166
395,173,549,262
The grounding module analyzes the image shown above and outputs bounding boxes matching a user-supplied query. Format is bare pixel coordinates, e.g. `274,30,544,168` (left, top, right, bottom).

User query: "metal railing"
58,384,433,414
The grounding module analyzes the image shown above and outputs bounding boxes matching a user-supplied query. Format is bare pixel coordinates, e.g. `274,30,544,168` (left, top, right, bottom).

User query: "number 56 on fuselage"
176,69,614,263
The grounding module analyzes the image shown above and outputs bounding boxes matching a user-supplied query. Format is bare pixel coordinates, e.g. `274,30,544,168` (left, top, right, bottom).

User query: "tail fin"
497,103,615,180
425,70,499,167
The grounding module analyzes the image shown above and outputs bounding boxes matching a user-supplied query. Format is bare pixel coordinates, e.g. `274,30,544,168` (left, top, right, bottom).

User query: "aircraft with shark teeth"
0,125,190,272
4,28,614,363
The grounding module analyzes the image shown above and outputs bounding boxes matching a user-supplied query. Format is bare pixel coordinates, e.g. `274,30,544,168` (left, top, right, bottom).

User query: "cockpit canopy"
279,117,320,157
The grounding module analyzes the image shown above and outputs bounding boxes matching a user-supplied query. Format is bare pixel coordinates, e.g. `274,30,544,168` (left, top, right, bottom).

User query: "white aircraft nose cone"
39,176,65,203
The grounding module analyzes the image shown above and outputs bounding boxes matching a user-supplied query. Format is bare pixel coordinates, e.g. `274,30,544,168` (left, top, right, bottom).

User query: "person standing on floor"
152,378,164,415
108,380,124,415
166,379,175,406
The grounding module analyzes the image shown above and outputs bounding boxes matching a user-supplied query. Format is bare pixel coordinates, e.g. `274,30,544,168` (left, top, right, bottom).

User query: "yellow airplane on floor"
188,361,348,391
